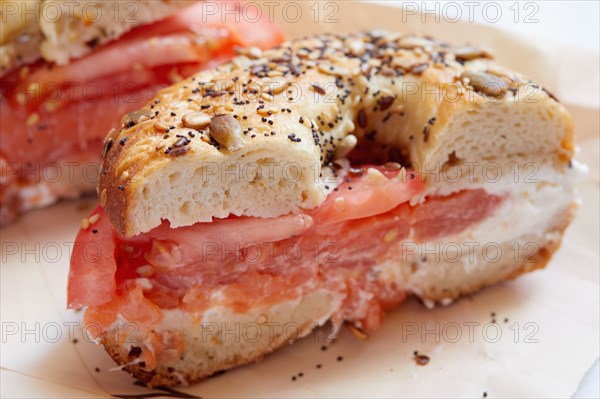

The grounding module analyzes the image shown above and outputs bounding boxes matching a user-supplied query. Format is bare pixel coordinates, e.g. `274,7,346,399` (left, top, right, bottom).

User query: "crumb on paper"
413,351,430,366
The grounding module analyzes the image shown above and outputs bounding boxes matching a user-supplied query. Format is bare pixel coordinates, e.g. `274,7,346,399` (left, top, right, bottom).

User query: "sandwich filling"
68,164,504,369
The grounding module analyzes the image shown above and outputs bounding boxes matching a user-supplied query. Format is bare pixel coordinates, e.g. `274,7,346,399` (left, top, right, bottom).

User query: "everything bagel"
99,30,573,237
69,30,580,386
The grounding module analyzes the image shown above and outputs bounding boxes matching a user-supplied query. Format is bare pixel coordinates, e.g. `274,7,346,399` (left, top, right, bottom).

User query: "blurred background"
368,1,599,52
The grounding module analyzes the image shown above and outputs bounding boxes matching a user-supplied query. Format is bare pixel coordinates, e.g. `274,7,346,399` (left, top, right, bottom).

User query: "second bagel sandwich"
68,31,581,386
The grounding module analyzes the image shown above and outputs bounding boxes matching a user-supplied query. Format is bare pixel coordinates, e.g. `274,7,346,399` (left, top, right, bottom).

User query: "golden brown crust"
103,328,277,387
98,31,574,237
99,292,340,387
505,203,575,280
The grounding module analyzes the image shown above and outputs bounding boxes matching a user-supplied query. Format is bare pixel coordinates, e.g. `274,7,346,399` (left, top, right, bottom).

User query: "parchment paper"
1,2,598,398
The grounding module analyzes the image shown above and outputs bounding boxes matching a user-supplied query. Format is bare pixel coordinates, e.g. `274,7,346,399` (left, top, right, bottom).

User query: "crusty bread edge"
416,201,577,302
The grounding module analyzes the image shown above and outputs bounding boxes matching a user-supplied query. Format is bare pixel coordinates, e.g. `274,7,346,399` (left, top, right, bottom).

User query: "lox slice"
68,166,422,308
68,166,502,316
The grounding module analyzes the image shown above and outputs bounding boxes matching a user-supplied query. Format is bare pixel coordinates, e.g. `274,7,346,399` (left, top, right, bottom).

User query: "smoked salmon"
68,166,503,333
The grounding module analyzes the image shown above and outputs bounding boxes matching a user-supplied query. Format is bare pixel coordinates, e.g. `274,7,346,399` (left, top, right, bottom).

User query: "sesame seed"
379,96,395,111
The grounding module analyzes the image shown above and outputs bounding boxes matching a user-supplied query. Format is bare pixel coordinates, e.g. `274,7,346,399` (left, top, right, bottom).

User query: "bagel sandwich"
67,31,581,387
0,0,284,224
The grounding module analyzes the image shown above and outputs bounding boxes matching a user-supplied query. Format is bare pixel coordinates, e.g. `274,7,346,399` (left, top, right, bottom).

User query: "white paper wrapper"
1,2,598,398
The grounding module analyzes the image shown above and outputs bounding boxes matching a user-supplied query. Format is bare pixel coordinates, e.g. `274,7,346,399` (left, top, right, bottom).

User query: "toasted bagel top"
99,30,573,237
